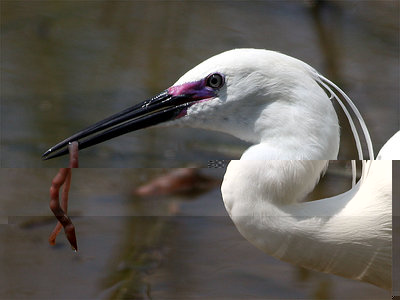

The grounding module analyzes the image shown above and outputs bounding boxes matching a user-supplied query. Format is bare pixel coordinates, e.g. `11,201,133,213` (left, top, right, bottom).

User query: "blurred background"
1,0,399,167
1,1,397,299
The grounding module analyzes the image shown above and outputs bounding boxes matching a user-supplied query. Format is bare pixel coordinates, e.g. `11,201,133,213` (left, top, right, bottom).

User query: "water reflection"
1,1,398,167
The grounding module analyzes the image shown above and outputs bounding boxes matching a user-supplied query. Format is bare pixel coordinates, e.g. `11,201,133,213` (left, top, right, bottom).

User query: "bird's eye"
206,73,225,89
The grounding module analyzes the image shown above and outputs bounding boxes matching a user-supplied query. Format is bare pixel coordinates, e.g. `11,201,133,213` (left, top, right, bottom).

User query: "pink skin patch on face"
168,78,216,100
167,78,217,119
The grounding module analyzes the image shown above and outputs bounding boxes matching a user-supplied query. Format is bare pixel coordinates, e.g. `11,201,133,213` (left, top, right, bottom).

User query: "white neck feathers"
221,160,391,289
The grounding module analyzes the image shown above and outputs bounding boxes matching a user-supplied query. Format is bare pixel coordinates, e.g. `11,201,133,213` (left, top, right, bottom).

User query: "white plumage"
175,49,341,160
377,131,400,160
173,49,395,289
222,159,391,289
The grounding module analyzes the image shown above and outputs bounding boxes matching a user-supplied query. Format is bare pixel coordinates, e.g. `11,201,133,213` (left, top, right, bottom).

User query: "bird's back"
318,160,392,289
377,131,400,160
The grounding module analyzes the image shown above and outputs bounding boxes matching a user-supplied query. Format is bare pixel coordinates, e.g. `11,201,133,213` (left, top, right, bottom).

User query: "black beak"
42,91,193,160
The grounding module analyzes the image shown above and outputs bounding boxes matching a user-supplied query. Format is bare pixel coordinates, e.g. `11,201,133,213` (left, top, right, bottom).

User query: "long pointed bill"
42,79,217,160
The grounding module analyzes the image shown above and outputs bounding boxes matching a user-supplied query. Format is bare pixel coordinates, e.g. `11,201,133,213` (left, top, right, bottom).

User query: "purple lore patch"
167,78,216,101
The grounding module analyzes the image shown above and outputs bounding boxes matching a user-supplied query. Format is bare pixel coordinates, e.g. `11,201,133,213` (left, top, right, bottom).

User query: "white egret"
43,49,395,290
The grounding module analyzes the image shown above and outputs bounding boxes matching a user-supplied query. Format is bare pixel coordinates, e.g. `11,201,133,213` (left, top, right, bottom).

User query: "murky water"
0,167,391,299
1,1,399,167
1,1,397,299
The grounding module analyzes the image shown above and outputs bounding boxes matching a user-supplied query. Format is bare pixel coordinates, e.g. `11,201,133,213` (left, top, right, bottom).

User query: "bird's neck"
242,81,340,159
222,160,391,289
222,161,351,276
222,160,334,269
253,95,340,160
222,160,330,266
222,160,328,210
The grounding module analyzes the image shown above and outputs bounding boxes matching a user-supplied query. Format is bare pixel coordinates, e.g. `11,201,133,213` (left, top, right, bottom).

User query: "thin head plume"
351,160,356,187
314,73,374,183
316,74,374,160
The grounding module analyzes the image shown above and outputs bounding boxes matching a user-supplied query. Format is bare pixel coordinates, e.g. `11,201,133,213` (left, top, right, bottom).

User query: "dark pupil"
209,75,220,87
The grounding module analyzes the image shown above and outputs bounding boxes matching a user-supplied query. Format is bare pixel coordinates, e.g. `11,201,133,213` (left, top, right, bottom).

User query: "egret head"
170,49,340,158
42,49,340,160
